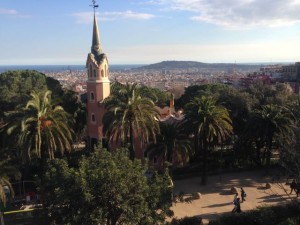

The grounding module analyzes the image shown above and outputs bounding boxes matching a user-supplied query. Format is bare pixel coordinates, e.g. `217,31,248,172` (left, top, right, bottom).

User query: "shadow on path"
203,202,232,208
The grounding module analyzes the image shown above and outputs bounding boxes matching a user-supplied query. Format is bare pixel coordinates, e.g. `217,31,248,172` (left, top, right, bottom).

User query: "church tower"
86,5,110,147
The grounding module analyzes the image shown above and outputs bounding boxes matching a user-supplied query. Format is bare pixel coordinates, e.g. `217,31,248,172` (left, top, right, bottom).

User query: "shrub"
278,217,300,225
169,216,203,225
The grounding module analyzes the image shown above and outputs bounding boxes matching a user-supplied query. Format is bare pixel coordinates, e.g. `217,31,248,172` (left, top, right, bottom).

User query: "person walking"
241,187,246,203
290,179,297,195
231,193,238,213
232,196,241,213
236,197,241,213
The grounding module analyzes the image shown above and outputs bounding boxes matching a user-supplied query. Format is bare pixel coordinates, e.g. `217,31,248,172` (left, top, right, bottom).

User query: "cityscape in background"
1,60,299,98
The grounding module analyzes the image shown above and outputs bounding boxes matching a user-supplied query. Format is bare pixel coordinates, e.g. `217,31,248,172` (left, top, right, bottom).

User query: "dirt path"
171,169,297,224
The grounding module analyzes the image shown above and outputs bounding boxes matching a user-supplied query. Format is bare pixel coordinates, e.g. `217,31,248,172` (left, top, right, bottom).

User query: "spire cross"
90,0,99,14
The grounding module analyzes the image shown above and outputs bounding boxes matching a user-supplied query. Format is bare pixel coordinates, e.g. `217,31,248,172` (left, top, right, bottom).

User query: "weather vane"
90,0,99,14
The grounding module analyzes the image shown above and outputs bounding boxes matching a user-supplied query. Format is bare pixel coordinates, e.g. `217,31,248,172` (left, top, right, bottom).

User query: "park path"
171,169,296,224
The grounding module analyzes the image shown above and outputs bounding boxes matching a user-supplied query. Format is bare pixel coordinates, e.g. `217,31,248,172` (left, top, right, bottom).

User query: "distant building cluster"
44,62,300,96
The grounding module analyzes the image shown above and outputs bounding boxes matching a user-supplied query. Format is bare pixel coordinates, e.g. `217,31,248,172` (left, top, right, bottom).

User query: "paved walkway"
171,169,297,224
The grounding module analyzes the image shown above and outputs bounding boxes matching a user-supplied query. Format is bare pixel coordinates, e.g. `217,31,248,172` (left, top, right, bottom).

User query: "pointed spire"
91,13,102,56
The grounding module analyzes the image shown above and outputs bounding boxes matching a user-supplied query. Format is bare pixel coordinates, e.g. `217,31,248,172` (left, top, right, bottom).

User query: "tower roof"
91,13,102,56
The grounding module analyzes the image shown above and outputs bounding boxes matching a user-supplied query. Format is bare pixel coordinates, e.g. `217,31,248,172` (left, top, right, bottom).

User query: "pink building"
86,12,110,148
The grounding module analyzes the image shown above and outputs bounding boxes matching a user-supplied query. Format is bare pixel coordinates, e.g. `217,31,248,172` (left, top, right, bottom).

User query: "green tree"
246,104,295,167
0,70,61,118
280,128,300,196
0,159,20,225
139,86,170,107
42,148,172,225
184,96,233,184
146,122,192,167
7,90,74,162
103,82,160,159
177,84,229,109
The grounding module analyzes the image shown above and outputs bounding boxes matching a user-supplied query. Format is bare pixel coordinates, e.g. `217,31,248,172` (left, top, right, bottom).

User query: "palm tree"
184,96,233,185
103,82,160,160
246,104,295,167
0,160,20,225
146,122,192,168
7,90,74,162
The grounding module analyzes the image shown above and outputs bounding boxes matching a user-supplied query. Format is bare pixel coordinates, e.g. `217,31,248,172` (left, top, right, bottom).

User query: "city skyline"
1,0,300,65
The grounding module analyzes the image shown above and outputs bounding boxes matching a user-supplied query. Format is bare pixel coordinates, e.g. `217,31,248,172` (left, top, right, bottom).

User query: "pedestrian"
241,187,246,203
290,179,297,194
232,196,241,213
231,193,238,213
236,197,241,213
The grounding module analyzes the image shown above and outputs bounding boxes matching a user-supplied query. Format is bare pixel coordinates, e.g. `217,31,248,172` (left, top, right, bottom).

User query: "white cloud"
0,8,18,15
149,0,300,28
0,8,30,18
73,10,155,24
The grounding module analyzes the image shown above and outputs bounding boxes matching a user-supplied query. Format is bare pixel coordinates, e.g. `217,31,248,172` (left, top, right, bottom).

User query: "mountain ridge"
136,60,261,70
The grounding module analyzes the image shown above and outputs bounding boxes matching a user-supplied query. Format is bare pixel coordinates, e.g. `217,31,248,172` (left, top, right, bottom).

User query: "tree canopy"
42,148,172,225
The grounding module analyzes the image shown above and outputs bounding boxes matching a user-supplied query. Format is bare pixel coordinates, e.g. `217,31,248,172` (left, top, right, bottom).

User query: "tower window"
90,92,95,101
105,65,107,77
101,69,104,77
89,65,92,77
93,69,96,77
91,113,96,122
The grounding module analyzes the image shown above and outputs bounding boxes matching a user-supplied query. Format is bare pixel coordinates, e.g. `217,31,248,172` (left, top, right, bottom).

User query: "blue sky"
1,0,300,65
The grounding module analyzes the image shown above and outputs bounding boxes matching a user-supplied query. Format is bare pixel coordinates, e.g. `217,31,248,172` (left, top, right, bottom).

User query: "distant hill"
135,60,260,71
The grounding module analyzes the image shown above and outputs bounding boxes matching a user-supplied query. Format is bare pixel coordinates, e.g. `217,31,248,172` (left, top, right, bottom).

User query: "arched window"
105,65,107,77
89,65,92,77
101,69,104,77
91,113,96,122
93,69,96,77
90,92,94,101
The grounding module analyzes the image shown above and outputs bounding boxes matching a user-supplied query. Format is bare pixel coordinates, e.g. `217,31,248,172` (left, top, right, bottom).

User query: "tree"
42,148,172,225
245,104,295,167
0,159,20,225
146,122,192,167
0,70,62,118
177,84,228,109
184,96,233,184
103,82,160,159
139,86,170,107
280,127,300,188
7,90,74,162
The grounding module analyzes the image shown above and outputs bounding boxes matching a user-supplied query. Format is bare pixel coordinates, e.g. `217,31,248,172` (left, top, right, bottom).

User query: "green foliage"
0,159,20,207
42,148,172,225
208,203,300,225
146,122,192,166
244,104,295,166
139,85,170,107
168,216,203,225
184,96,233,184
6,90,74,161
0,70,61,115
103,82,160,159
177,84,229,109
278,217,300,225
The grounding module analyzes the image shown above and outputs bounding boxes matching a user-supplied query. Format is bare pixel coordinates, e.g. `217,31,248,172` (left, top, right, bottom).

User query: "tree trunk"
129,124,135,160
194,132,200,161
266,135,273,168
201,140,208,185
0,211,4,225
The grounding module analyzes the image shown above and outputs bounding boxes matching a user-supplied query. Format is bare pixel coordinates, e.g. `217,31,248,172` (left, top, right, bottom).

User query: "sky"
1,0,300,65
